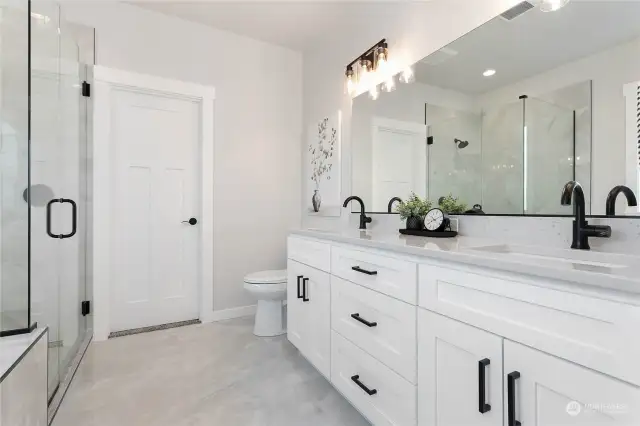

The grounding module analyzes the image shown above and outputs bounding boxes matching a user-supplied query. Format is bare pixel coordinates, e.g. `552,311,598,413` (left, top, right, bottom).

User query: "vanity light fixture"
483,69,496,77
345,39,407,99
538,0,570,12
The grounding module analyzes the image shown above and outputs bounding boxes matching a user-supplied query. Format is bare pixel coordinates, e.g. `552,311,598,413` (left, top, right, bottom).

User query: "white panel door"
418,309,503,426
372,119,427,211
110,88,200,332
504,340,640,426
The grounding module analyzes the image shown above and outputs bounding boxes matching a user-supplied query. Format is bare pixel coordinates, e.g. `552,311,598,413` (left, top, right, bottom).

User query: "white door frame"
92,66,215,341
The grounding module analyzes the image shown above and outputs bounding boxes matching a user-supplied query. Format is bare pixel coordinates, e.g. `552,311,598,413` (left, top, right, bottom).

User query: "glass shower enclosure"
0,0,93,401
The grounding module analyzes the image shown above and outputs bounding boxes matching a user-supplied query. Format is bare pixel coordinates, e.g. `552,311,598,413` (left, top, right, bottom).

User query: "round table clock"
424,208,450,232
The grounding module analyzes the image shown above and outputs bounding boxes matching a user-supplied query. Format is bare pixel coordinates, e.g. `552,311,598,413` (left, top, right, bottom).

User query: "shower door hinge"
82,81,91,97
427,136,434,145
81,300,91,316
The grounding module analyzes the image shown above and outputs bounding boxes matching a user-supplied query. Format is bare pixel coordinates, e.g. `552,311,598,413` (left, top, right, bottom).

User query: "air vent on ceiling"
500,1,535,21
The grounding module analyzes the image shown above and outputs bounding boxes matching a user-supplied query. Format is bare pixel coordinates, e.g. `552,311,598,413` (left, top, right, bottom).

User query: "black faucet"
343,196,372,230
560,181,611,250
606,185,638,216
387,197,402,213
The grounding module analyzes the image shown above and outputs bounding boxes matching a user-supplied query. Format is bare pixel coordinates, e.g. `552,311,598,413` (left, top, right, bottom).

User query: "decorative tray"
399,229,458,238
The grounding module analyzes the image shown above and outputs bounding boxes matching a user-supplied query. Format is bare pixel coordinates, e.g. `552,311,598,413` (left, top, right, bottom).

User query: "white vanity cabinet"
287,233,640,426
286,238,331,379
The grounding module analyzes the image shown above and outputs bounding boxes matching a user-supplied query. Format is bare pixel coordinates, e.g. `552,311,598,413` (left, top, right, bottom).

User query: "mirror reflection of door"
371,118,427,212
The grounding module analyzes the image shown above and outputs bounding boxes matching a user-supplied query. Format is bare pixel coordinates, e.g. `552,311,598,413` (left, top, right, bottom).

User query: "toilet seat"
243,269,287,285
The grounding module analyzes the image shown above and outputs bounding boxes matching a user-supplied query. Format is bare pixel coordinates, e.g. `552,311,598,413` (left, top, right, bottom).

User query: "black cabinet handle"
507,371,521,426
46,198,77,239
351,375,377,396
302,277,310,302
296,275,304,299
351,313,377,328
352,266,377,276
478,358,491,414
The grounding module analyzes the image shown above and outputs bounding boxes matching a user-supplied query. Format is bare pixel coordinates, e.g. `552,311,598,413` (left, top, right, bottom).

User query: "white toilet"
243,270,287,337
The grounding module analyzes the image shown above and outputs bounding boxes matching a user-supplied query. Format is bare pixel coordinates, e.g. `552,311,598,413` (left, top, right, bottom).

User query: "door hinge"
427,136,434,145
81,300,91,316
82,81,91,97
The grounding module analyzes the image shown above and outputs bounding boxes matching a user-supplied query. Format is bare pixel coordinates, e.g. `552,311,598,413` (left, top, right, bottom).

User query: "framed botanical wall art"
307,111,341,216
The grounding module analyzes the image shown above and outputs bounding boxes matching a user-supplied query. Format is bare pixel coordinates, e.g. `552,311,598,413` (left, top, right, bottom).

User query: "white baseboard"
201,305,257,323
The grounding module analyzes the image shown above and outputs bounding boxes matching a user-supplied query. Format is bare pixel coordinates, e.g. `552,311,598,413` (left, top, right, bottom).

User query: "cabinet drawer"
331,331,417,426
332,246,417,304
419,263,640,386
332,276,417,383
287,236,331,272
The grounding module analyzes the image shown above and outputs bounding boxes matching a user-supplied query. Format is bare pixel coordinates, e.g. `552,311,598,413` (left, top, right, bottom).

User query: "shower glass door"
30,0,90,399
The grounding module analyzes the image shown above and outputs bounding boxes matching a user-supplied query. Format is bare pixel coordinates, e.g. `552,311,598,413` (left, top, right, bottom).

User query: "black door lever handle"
182,218,198,225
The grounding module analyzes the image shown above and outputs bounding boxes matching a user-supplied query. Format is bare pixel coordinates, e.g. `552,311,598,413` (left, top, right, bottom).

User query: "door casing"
92,66,215,341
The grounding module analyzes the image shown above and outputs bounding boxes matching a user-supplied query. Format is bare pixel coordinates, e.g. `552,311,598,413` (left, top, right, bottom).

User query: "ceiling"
131,1,432,52
414,1,640,95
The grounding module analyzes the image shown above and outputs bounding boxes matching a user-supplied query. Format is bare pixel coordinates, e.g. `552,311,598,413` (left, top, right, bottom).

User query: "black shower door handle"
47,198,77,239
46,199,60,238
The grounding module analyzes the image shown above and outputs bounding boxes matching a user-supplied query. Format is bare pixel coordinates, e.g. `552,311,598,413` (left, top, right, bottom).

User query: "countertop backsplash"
347,214,640,255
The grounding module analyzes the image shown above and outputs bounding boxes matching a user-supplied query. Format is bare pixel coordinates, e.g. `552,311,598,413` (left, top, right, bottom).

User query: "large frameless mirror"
351,0,640,217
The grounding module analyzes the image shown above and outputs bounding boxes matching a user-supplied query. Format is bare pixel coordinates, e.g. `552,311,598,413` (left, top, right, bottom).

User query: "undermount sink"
463,244,634,270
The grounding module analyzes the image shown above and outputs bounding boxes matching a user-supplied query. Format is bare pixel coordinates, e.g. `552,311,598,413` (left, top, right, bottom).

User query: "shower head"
454,138,469,149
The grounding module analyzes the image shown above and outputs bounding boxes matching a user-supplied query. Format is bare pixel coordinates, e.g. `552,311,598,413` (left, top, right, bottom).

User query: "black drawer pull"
351,313,377,328
478,358,491,414
507,371,521,426
351,375,377,396
352,266,377,276
296,275,303,299
302,277,310,302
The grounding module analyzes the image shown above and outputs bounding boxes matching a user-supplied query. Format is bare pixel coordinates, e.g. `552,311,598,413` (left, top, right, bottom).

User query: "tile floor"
52,317,370,426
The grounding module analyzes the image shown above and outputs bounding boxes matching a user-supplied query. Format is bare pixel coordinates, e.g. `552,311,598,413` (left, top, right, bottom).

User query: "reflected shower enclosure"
424,81,592,215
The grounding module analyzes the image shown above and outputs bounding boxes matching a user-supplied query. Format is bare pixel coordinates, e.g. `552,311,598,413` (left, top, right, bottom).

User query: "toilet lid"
244,269,287,284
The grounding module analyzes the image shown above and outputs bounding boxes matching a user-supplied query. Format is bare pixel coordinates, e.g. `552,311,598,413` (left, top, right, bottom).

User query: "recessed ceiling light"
538,0,571,13
483,69,496,77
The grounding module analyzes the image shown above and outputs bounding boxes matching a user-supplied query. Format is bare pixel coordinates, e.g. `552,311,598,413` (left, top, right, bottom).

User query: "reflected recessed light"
483,69,496,77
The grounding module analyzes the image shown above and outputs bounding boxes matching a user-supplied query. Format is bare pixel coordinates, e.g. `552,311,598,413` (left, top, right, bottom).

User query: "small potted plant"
396,193,432,230
438,194,468,214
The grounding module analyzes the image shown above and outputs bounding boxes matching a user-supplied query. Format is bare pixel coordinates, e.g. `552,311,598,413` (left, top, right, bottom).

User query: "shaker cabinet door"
287,260,307,352
504,340,640,426
418,309,503,426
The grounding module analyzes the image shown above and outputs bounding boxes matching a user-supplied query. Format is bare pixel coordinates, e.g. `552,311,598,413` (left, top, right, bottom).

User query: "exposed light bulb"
345,68,356,96
483,69,496,77
384,75,395,92
369,85,379,100
538,0,570,12
400,66,414,84
358,59,372,94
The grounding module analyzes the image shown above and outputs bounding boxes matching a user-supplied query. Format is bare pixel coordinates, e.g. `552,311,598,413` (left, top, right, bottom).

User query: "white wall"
62,1,302,312
302,0,521,230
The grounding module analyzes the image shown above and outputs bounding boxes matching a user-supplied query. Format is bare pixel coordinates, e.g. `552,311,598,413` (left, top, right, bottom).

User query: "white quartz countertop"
0,327,47,383
291,229,640,295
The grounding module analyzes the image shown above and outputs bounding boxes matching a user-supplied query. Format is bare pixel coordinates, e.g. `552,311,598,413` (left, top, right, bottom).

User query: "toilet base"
253,299,286,337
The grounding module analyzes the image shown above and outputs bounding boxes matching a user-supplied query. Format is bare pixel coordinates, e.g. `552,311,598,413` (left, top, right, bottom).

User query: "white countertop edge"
290,229,640,297
0,327,48,383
